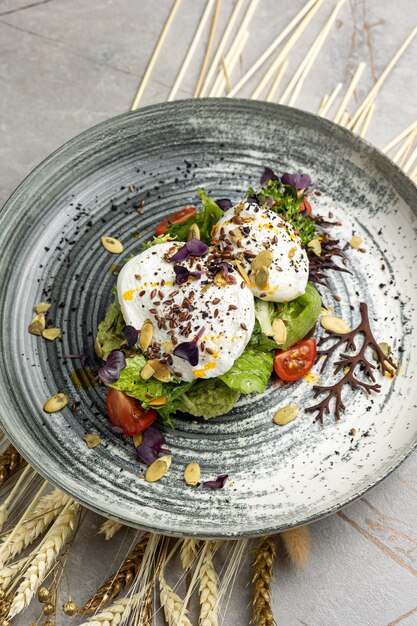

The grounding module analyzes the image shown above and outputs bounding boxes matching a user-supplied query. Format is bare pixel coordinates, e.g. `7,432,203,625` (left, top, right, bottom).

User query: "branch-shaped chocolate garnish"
306,302,397,422
308,233,351,287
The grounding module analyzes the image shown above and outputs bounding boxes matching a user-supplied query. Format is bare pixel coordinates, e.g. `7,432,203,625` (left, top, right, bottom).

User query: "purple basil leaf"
203,474,228,489
169,244,189,262
261,167,279,187
98,349,126,384
174,265,190,284
173,340,199,366
136,426,166,465
210,261,233,276
215,198,232,210
247,194,259,204
122,325,139,346
186,238,209,256
281,172,312,190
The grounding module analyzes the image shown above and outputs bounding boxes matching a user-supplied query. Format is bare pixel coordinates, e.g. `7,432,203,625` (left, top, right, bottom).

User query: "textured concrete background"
1,0,416,624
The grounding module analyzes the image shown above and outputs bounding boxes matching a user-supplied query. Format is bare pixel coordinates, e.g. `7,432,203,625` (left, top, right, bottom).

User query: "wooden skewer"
199,0,245,97
382,120,417,153
403,145,417,174
251,0,326,100
221,56,233,93
266,60,289,102
284,0,347,108
194,0,222,97
347,25,417,130
210,31,249,97
227,0,320,98
318,82,343,117
339,111,350,128
333,62,366,124
168,0,216,101
409,162,417,180
393,128,417,166
351,100,373,134
317,93,329,114
359,102,375,138
130,0,182,110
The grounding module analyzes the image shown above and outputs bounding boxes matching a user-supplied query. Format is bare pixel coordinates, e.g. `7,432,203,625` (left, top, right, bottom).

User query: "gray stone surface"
0,0,416,624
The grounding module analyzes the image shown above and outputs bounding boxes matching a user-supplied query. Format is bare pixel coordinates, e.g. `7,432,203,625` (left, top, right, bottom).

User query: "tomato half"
299,197,312,216
273,338,317,382
154,206,197,235
106,388,157,435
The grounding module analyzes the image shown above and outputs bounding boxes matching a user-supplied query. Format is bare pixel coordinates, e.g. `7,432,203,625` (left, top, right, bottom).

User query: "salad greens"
177,379,240,420
219,348,274,394
167,189,223,242
276,282,322,350
95,298,126,360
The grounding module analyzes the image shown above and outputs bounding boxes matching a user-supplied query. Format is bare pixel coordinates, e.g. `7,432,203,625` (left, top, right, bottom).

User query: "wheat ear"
251,535,276,626
0,445,24,486
280,526,311,567
159,573,194,626
199,540,218,626
98,518,124,540
78,592,141,626
7,499,81,617
0,487,70,567
180,538,199,570
0,561,22,591
82,533,150,614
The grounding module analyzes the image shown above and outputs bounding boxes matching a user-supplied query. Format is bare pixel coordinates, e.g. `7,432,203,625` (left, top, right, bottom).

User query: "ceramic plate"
0,100,416,538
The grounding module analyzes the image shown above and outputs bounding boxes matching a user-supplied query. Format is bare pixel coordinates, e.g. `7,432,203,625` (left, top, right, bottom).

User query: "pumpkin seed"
28,313,45,336
187,223,200,241
254,266,269,289
288,247,297,259
272,318,287,344
139,319,153,351
83,434,101,448
230,227,243,242
214,272,227,287
321,315,350,334
235,261,252,287
251,249,273,272
34,302,51,314
273,405,299,425
94,338,103,358
140,361,155,381
372,341,391,362
184,462,201,486
145,455,172,483
148,396,167,407
100,236,124,254
147,359,171,383
349,234,363,249
42,327,61,341
133,433,143,447
43,393,69,413
307,238,322,256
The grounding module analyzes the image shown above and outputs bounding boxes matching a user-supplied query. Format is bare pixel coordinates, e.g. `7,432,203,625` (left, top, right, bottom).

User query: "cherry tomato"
299,197,312,216
273,338,317,382
106,388,157,435
154,206,197,235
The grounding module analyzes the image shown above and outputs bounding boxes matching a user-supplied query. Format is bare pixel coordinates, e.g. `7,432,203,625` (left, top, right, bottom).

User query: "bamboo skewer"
168,0,216,102
319,82,343,117
221,56,233,93
227,0,320,98
194,0,222,97
317,93,329,114
283,0,347,107
199,0,245,97
266,60,289,102
251,0,326,100
392,128,417,165
359,102,375,138
347,25,417,130
333,62,366,124
403,145,417,174
382,120,417,153
130,0,182,110
339,111,350,128
209,31,249,97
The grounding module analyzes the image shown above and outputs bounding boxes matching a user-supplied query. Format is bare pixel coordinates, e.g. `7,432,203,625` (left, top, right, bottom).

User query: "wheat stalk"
0,561,22,591
98,518,124,541
159,573,194,626
78,592,141,626
0,487,70,567
180,538,199,570
0,445,24,486
199,541,218,626
251,536,276,626
7,499,81,618
82,533,150,614
280,526,311,567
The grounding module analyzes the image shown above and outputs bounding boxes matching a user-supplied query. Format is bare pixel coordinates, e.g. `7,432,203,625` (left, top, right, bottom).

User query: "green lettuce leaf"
219,348,274,394
276,282,322,349
95,299,126,360
167,188,223,242
141,232,176,251
177,379,240,419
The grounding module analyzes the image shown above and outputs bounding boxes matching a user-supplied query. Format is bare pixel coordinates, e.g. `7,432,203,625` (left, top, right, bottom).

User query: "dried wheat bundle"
180,538,199,570
159,573,194,626
0,446,23,487
98,519,124,541
251,536,276,626
82,533,150,614
8,499,81,618
199,540,219,626
280,526,311,567
78,592,141,626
